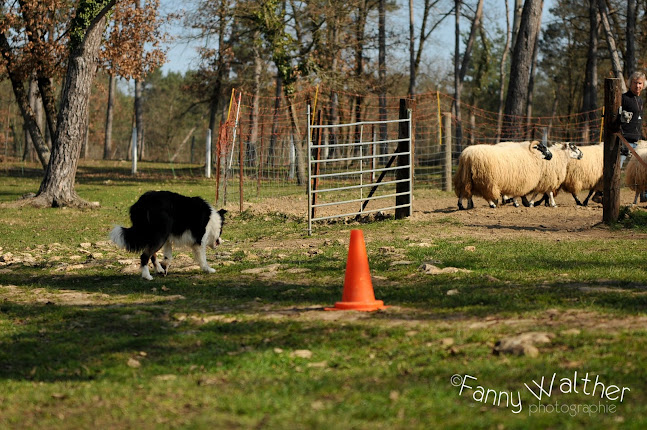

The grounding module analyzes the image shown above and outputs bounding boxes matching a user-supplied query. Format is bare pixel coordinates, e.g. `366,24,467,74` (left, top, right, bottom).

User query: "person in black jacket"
593,71,646,203
620,71,645,166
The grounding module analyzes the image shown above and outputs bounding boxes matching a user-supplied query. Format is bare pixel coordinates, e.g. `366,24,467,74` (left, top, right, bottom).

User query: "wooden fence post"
603,78,622,224
396,98,412,219
443,112,453,192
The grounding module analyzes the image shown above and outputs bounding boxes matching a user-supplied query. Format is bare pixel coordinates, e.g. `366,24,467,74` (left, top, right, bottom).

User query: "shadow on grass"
3,261,647,384
2,264,647,318
0,297,418,384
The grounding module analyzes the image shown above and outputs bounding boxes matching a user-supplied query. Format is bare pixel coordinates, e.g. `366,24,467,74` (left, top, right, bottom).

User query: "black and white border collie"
110,191,226,280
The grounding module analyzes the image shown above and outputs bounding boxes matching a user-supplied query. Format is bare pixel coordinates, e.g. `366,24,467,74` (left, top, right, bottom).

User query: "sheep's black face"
535,143,552,160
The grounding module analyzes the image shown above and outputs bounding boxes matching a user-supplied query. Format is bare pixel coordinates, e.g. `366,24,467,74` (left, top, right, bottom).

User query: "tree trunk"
208,80,224,142
525,7,542,140
379,0,388,162
454,0,462,154
626,0,637,77
581,0,599,142
82,111,90,159
511,0,523,52
598,0,626,92
453,0,483,152
0,33,50,169
408,0,415,96
496,0,512,143
354,0,367,160
21,1,58,144
413,0,452,93
23,78,38,162
208,79,225,176
133,0,144,161
248,33,262,168
104,73,116,159
31,1,115,208
328,90,339,160
327,22,340,161
286,96,305,185
135,78,144,160
268,75,282,168
503,0,543,140
353,94,363,162
34,78,45,154
37,75,58,144
458,0,483,83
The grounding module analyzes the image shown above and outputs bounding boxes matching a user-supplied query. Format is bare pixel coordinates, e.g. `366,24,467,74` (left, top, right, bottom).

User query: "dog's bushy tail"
110,226,147,252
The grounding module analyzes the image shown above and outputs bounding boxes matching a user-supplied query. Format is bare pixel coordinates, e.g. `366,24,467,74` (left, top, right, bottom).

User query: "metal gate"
307,102,413,235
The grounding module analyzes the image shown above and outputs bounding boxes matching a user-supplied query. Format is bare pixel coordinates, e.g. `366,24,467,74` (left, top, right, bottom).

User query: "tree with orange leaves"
0,0,165,207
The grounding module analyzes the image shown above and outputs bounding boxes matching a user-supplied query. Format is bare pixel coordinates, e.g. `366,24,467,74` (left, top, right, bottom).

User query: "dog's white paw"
155,263,167,275
141,266,154,280
204,267,216,274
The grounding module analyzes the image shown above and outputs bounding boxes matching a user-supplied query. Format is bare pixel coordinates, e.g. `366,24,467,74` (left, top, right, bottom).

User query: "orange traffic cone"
325,230,387,312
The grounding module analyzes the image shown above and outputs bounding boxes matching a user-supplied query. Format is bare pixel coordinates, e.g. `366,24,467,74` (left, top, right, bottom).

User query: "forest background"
0,0,643,206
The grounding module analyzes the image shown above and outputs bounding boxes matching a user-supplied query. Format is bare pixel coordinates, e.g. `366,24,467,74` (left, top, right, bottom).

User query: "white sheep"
495,141,543,206
560,144,603,206
624,147,647,204
453,141,552,209
526,142,583,207
453,149,476,210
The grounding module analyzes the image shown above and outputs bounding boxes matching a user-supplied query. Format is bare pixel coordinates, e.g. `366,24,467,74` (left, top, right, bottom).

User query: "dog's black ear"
218,209,227,218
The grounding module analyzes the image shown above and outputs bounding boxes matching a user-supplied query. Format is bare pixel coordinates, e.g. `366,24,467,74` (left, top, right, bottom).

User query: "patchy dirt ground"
241,187,647,242
409,189,635,241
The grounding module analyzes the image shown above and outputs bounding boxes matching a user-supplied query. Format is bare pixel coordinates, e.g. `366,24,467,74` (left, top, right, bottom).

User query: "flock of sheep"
452,140,647,209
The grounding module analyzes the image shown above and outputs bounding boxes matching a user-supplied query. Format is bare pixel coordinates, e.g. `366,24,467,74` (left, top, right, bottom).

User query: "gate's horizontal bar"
312,192,409,208
312,164,409,179
308,137,409,149
311,178,409,194
310,151,410,164
310,203,412,222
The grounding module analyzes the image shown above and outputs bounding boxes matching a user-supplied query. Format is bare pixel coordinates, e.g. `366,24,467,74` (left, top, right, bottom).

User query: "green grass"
0,161,646,429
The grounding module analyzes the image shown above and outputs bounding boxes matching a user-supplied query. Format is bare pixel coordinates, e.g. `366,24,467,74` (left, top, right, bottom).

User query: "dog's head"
206,208,227,249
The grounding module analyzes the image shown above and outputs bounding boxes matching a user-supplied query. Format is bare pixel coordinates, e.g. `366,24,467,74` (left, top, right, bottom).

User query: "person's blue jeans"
620,141,638,168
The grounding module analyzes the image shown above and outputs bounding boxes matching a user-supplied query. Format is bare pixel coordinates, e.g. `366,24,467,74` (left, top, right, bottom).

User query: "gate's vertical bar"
312,111,322,219
371,125,377,182
359,124,364,213
408,107,414,209
396,99,412,219
307,105,313,235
